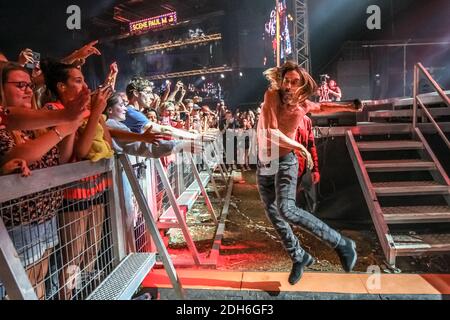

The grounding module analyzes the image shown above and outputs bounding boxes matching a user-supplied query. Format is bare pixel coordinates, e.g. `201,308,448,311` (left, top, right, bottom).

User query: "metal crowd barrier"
128,140,229,267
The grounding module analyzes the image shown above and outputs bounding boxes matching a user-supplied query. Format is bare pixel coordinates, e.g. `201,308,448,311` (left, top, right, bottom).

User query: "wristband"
53,128,63,141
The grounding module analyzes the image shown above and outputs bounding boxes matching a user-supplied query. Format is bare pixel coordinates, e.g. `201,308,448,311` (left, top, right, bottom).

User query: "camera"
25,51,40,70
319,74,330,85
179,112,188,121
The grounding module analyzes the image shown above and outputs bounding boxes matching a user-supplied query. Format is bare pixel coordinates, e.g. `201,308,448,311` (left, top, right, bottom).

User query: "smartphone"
179,112,188,121
25,51,40,70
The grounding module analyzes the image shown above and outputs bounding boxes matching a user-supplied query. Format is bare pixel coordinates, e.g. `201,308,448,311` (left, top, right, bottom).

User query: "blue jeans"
257,152,342,263
8,216,59,267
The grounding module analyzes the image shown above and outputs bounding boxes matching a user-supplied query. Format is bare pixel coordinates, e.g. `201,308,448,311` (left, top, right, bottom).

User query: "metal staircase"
346,63,450,268
347,129,450,267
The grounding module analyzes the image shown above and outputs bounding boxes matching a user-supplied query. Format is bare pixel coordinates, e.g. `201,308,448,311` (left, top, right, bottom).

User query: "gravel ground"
167,169,450,274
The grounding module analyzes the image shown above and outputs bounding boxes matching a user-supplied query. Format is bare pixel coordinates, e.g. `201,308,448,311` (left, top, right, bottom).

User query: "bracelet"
53,128,63,141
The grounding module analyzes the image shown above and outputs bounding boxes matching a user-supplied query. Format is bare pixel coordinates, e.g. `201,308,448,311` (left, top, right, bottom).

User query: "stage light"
239,72,243,77
201,76,206,81
220,74,225,79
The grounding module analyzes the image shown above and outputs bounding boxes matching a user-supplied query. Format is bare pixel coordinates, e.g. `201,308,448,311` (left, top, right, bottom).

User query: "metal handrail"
0,160,113,203
413,63,450,149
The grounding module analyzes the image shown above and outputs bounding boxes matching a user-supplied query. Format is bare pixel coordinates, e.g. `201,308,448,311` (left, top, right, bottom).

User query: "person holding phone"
41,58,114,300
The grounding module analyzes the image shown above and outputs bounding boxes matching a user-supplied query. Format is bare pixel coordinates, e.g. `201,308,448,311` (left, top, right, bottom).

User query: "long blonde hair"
263,61,317,104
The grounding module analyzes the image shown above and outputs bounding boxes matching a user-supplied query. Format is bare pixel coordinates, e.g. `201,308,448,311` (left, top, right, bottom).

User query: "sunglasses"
6,81,36,91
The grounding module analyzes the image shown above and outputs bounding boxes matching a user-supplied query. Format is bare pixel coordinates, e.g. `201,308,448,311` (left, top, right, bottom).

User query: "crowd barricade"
128,139,230,267
0,138,228,299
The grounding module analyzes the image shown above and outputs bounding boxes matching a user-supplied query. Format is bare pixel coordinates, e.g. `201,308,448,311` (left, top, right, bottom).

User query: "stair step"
369,108,450,120
383,206,450,224
365,160,436,172
373,181,449,196
87,253,156,300
357,141,423,152
390,232,450,255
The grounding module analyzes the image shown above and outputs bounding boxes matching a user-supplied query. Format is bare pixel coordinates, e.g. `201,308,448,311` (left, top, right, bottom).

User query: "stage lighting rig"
146,66,233,81
128,33,222,55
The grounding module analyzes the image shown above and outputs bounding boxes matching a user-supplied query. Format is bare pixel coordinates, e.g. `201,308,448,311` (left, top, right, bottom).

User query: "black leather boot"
336,236,357,272
288,253,315,285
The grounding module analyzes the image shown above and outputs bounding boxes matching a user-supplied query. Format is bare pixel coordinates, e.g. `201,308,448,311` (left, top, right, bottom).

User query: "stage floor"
162,170,450,275
143,269,450,300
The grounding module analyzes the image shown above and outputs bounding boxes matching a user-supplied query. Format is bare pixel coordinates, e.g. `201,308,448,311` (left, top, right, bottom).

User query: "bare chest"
278,104,306,133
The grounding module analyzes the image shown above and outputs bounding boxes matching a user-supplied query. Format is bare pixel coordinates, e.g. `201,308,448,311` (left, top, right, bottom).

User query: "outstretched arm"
143,121,198,140
109,126,168,144
1,106,84,131
0,123,80,166
305,99,360,114
62,40,101,65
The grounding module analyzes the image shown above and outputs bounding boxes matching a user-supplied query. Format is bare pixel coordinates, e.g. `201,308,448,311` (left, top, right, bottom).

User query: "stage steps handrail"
413,63,450,149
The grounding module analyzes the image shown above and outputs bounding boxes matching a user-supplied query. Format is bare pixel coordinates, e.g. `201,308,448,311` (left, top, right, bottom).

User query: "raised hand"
1,159,32,177
110,61,118,74
64,87,90,121
103,62,119,90
18,49,34,67
65,40,101,65
75,40,101,59
90,85,114,115
175,81,183,90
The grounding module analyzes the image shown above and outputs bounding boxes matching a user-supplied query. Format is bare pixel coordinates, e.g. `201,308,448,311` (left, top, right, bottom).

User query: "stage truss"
128,33,222,55
293,0,311,72
146,66,233,81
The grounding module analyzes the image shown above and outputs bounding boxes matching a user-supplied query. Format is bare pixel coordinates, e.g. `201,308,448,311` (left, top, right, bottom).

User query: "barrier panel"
0,138,228,299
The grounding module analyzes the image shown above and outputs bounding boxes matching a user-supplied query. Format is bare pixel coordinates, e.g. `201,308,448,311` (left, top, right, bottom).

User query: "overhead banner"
130,12,177,34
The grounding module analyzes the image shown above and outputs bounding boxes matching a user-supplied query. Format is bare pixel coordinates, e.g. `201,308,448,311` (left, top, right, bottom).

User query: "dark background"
0,0,449,106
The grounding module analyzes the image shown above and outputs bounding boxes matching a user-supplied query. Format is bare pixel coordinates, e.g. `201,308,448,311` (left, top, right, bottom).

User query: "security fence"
0,140,228,300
